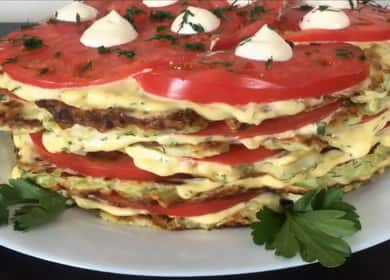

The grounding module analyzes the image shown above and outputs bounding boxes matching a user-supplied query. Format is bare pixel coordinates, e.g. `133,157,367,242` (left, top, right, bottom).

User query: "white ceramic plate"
0,132,390,276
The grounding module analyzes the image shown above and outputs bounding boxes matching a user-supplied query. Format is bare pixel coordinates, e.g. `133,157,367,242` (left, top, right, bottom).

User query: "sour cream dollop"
300,7,351,30
171,6,221,35
226,0,255,7
56,1,98,22
303,0,358,9
80,10,138,48
235,25,293,62
142,0,179,8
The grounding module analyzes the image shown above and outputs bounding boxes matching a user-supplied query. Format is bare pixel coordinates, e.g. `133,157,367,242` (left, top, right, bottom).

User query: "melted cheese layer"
13,107,390,184
13,141,390,203
40,118,324,153
0,73,323,125
37,110,389,179
71,193,282,226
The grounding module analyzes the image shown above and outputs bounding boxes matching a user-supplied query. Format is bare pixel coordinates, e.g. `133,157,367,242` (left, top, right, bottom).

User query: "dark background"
1,23,389,280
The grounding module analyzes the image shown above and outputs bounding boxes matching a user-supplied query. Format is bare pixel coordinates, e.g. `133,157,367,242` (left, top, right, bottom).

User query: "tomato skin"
213,20,270,50
196,101,341,138
212,0,283,50
30,133,277,179
278,5,390,43
134,43,369,105
30,133,161,181
201,145,278,165
99,191,259,217
0,1,368,106
0,0,285,90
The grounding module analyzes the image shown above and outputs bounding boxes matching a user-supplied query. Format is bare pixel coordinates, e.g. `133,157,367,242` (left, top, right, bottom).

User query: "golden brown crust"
36,99,209,132
15,159,304,205
99,210,253,230
0,98,41,130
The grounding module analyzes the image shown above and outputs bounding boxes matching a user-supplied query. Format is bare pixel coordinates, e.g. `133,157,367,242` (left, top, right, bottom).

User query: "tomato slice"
211,0,282,50
30,132,277,179
196,101,341,138
30,133,161,181
0,1,368,105
278,5,390,42
214,20,272,50
0,0,280,89
134,43,368,104
201,145,278,165
99,191,259,217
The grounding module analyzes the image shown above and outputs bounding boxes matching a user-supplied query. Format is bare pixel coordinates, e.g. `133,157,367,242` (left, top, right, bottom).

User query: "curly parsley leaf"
184,42,206,52
0,179,67,231
251,189,361,268
252,207,286,248
147,34,177,45
23,36,43,50
150,10,173,21
124,6,145,24
0,206,8,225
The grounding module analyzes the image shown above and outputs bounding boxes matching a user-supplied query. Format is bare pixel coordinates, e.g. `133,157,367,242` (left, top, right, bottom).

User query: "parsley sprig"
124,6,145,24
336,48,354,59
97,46,136,59
0,179,67,231
23,36,43,50
251,189,361,268
184,42,206,52
178,9,205,33
150,10,173,21
147,34,177,45
1,56,18,66
249,5,266,21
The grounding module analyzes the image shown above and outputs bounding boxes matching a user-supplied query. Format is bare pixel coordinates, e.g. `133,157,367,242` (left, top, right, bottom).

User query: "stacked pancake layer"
0,0,390,229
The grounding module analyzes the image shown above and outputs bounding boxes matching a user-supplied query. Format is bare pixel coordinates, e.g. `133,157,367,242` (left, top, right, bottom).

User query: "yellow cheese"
12,161,296,201
186,202,246,225
380,128,390,147
13,133,37,163
71,193,281,226
41,119,322,154
176,175,288,199
74,196,149,216
325,109,390,158
0,73,323,125
310,150,352,177
124,146,306,181
16,109,390,184
187,193,281,225
125,144,242,181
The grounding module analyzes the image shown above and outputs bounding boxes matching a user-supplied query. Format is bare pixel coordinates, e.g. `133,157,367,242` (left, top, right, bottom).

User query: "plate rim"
0,202,389,277
0,223,389,277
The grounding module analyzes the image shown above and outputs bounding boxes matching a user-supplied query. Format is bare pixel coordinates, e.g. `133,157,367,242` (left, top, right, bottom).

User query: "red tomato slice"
134,43,368,104
196,101,341,138
212,0,282,50
30,133,161,181
201,145,278,165
278,5,390,42
99,191,259,217
0,1,368,104
0,0,255,88
0,0,283,89
30,133,277,178
214,20,271,50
